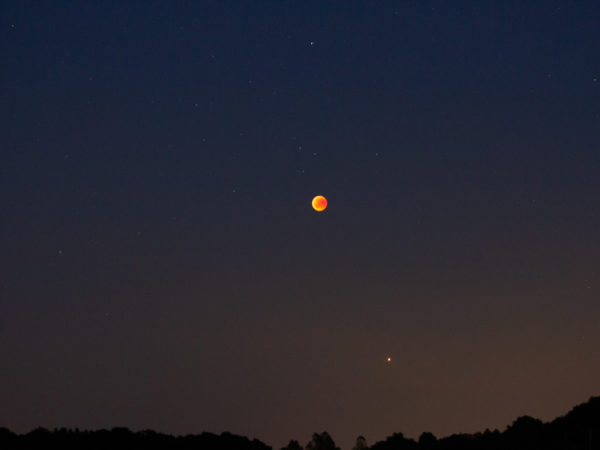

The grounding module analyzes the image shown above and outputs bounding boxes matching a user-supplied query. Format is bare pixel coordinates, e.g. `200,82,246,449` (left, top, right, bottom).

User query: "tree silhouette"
370,432,417,450
352,435,368,450
504,415,544,449
418,432,436,449
0,396,598,449
305,432,340,450
281,439,303,450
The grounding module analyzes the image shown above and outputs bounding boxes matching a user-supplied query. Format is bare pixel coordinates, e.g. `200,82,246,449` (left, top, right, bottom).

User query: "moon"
312,195,327,212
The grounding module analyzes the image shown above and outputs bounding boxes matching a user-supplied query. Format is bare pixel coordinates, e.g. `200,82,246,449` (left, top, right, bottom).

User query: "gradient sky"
1,2,599,449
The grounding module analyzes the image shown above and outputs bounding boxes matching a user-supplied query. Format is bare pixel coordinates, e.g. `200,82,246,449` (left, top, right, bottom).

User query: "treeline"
0,428,271,450
1,396,598,449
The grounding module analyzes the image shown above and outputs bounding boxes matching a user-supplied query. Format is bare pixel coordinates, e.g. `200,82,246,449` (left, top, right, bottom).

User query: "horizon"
2,395,600,449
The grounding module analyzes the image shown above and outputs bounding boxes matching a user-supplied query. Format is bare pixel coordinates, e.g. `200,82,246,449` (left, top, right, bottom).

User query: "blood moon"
312,195,328,212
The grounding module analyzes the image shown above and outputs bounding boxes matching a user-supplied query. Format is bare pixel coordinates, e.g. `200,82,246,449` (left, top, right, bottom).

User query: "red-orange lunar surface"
312,195,327,212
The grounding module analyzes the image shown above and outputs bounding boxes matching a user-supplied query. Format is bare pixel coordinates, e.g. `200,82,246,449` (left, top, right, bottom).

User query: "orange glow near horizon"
312,195,328,212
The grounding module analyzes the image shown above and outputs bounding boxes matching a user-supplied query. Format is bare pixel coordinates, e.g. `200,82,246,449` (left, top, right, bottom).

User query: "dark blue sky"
1,2,599,449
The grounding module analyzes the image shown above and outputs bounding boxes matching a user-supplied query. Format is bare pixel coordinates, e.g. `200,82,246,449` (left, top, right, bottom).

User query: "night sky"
1,2,599,449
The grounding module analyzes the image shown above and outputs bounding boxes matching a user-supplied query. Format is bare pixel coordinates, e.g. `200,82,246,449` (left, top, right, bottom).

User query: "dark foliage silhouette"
352,435,368,450
305,431,340,450
0,428,272,450
370,432,417,450
281,439,304,450
418,432,436,449
1,396,598,449
368,396,600,450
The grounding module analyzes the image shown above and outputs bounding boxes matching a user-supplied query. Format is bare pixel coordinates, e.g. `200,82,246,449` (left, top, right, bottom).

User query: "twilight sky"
1,2,599,449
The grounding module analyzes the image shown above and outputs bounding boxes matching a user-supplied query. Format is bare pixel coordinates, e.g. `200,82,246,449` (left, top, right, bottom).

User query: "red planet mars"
312,195,327,212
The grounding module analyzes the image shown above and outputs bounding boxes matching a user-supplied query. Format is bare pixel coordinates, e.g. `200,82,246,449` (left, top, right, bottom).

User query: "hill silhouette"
1,396,598,449
368,396,600,450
